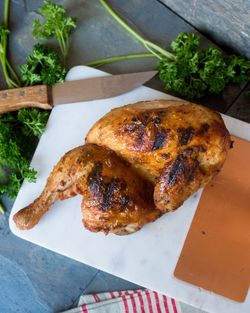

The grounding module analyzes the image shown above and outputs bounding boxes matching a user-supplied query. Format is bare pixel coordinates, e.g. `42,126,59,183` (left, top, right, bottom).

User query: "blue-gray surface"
0,198,141,313
0,1,249,313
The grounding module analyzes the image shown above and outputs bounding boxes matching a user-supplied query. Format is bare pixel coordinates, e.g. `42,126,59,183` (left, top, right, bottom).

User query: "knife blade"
0,70,157,114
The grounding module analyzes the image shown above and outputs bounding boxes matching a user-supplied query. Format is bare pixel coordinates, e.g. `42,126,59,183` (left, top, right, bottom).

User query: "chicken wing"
13,144,160,234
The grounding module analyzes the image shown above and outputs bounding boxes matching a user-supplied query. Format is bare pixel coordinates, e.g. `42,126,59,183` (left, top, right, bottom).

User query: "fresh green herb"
0,114,37,198
89,0,250,99
0,0,20,88
0,200,5,214
86,53,155,67
98,0,172,60
20,44,66,86
0,0,74,200
17,108,50,137
33,0,77,62
0,0,36,199
227,55,250,84
158,33,250,98
4,41,65,197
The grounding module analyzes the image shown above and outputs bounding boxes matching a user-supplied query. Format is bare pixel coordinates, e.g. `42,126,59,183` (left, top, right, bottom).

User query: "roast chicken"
13,99,231,234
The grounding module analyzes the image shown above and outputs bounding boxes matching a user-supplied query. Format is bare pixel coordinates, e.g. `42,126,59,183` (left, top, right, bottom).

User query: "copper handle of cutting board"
0,85,52,113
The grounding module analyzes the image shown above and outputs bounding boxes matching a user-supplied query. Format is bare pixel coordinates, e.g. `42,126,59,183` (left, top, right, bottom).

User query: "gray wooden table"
0,1,249,312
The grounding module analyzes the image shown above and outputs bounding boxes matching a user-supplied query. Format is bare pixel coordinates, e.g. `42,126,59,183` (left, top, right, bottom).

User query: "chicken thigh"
13,144,160,234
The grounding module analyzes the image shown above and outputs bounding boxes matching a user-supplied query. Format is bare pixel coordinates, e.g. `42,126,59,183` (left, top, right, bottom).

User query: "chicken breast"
86,100,231,212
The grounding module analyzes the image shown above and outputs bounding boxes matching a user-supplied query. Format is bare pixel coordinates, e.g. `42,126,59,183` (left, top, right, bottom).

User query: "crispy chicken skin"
13,99,230,234
13,144,160,234
86,100,231,212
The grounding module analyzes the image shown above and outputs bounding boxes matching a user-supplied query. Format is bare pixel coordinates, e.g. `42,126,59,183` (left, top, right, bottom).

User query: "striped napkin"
62,289,182,313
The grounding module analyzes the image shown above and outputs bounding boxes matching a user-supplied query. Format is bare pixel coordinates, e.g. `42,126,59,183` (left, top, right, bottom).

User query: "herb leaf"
20,44,66,86
227,55,250,84
158,33,250,99
0,115,37,198
17,108,50,137
33,0,76,61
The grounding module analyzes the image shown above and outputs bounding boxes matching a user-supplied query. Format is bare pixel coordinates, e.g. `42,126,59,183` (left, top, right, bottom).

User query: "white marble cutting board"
9,66,250,313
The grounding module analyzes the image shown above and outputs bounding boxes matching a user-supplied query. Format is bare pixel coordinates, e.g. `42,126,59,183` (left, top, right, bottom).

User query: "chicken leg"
13,144,161,234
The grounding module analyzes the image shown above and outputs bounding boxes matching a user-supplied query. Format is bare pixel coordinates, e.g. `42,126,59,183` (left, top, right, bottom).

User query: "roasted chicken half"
86,100,231,212
13,144,160,234
13,99,230,235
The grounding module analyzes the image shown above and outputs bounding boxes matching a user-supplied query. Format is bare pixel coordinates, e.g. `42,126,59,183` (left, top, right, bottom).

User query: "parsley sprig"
87,0,250,99
0,0,20,88
0,113,37,198
0,0,75,202
33,0,77,62
17,108,50,137
20,44,66,86
158,33,250,98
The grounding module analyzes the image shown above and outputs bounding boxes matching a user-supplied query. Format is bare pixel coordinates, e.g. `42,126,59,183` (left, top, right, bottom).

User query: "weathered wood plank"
226,82,250,123
160,0,250,58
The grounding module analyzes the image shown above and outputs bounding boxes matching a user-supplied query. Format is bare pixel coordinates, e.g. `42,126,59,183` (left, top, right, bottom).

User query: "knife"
0,70,157,114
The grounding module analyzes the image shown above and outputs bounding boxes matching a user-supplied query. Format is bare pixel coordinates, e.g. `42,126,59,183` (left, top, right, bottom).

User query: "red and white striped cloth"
62,289,182,313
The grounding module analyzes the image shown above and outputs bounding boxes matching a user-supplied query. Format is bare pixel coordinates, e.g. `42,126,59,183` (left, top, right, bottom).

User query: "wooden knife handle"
0,85,53,114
